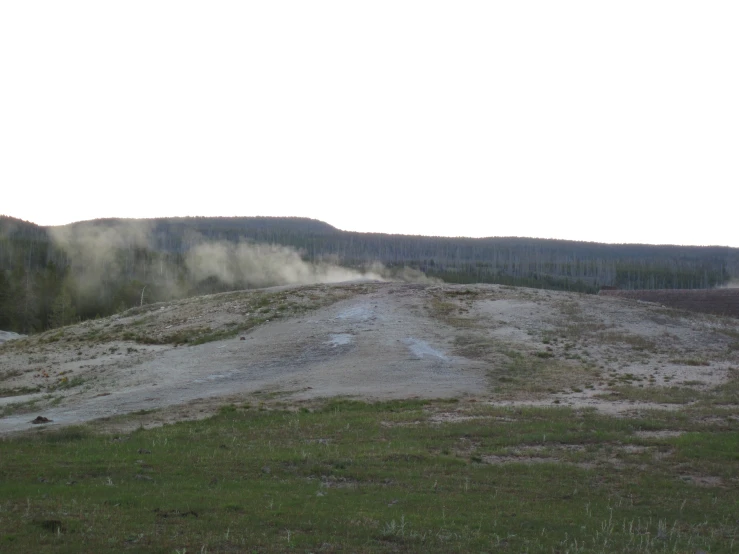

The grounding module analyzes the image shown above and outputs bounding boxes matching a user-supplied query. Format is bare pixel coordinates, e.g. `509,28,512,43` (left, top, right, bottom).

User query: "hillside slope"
2,214,738,334
2,282,737,434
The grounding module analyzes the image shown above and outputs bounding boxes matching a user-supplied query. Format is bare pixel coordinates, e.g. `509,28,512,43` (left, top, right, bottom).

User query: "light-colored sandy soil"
1,282,738,434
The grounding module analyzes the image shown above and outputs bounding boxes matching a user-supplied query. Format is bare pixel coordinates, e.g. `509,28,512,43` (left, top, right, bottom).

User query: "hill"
1,214,738,333
1,281,738,552
2,281,738,433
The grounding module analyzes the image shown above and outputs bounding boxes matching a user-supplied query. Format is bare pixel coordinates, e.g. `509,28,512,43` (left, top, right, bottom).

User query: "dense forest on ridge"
1,215,737,334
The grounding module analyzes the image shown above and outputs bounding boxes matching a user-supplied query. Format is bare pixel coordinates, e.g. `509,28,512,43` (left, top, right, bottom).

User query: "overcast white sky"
1,2,737,246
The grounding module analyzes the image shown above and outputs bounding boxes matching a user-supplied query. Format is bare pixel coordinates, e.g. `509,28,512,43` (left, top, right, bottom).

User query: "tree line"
1,215,736,334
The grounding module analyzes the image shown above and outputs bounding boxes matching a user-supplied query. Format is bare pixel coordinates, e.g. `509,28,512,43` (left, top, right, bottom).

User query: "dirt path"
0,284,484,433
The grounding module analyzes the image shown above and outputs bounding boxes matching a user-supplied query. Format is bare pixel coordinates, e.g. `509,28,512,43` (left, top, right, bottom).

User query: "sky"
1,2,737,246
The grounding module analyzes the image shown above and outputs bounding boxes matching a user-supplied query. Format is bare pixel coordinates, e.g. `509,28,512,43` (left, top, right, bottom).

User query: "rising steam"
49,220,154,292
49,220,437,306
185,241,384,287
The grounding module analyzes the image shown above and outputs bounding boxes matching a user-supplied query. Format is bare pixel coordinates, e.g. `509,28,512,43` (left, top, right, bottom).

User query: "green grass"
0,397,40,418
452,333,601,397
601,385,707,404
0,385,41,398
599,332,658,352
602,368,739,406
1,399,737,553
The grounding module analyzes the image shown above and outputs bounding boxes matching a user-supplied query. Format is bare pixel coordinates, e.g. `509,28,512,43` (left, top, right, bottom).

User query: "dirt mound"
1,282,738,434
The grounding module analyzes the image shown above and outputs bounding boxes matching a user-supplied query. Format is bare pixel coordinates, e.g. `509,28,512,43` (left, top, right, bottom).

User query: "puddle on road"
404,338,448,360
193,371,236,384
335,307,373,321
328,334,354,347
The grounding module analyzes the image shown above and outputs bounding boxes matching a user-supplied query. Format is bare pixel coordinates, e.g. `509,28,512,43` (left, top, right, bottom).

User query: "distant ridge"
2,213,739,334
4,214,739,250
55,216,340,236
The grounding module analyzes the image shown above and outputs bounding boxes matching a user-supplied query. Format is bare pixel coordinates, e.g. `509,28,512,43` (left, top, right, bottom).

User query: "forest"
1,215,737,334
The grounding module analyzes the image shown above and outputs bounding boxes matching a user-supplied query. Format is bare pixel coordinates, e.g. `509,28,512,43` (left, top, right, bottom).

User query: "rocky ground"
1,282,738,434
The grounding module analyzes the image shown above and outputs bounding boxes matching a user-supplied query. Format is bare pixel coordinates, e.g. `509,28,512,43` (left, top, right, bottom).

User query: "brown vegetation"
599,288,739,318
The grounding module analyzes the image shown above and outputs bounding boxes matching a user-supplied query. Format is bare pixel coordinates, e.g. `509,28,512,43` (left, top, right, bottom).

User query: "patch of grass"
444,289,482,298
0,386,41,398
602,385,706,404
600,331,658,352
604,368,739,407
0,369,24,381
492,356,597,398
718,328,739,340
709,367,739,405
0,400,736,552
453,334,527,362
0,398,40,417
15,286,353,350
428,294,479,328
131,315,153,326
557,299,583,319
452,334,599,397
452,333,497,359
48,376,85,392
669,358,710,366
41,330,65,343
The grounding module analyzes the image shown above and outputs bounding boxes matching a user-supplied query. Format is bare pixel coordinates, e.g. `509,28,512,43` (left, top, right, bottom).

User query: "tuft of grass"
599,331,658,352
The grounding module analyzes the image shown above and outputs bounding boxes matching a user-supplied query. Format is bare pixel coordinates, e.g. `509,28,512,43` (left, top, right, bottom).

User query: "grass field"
1,398,737,553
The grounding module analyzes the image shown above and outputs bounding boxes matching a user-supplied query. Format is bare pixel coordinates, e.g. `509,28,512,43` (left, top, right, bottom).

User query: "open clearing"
1,283,738,552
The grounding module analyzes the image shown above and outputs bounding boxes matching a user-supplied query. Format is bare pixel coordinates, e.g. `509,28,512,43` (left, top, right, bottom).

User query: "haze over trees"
1,215,737,334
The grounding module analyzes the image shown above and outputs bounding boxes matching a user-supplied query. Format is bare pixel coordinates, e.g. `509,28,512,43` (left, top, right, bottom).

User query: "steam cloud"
49,220,438,304
49,220,154,292
185,242,384,287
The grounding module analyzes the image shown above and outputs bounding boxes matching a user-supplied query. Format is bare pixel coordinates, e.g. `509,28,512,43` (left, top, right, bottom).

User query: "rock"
37,519,63,533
